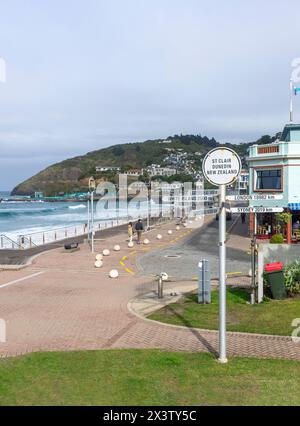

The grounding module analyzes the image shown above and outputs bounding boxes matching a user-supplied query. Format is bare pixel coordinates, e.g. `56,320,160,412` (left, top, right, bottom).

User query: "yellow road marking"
125,267,135,275
122,255,127,260
120,261,125,266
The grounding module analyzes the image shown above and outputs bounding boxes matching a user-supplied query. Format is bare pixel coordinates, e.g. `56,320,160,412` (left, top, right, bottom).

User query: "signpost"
202,147,241,363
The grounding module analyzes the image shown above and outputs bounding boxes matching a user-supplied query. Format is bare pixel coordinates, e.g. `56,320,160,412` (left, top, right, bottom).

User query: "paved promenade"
0,218,299,360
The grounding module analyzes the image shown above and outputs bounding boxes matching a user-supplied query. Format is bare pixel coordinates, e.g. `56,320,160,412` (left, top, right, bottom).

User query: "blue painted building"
247,123,300,240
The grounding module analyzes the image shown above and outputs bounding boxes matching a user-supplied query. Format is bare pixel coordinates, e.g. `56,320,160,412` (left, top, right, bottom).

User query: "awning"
288,203,300,211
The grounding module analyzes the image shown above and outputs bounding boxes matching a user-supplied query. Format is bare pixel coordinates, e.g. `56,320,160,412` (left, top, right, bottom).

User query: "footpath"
0,217,299,361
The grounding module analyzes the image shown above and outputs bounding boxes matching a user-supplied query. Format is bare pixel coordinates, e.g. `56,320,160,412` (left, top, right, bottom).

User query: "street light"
88,177,96,253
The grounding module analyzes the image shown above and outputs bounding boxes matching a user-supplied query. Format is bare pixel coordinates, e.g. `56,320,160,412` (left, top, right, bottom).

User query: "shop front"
247,123,300,245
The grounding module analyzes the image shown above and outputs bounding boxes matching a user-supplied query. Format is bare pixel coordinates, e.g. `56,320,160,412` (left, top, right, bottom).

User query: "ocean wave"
68,204,86,210
0,207,58,217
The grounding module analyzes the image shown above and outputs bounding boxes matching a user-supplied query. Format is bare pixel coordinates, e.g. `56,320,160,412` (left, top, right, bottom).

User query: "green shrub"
270,234,284,244
284,261,300,295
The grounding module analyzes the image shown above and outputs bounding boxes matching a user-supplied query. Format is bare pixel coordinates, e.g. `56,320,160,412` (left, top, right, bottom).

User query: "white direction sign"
231,207,284,214
226,194,283,201
202,147,241,186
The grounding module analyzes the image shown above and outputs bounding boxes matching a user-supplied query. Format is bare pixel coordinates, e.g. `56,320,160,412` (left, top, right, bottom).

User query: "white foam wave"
68,204,86,210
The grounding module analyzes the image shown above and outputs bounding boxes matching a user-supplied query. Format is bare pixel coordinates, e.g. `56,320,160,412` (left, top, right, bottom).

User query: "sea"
0,191,163,243
0,191,90,240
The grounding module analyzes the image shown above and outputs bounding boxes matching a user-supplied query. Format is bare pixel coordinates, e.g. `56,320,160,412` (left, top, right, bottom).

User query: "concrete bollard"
103,249,110,256
95,260,103,268
114,245,121,251
109,269,119,278
157,234,162,240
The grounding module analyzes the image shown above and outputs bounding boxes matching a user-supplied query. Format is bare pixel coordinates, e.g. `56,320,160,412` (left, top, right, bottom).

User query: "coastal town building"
123,168,144,177
34,191,44,199
247,123,300,242
147,166,177,177
158,139,172,144
95,166,121,172
234,169,249,194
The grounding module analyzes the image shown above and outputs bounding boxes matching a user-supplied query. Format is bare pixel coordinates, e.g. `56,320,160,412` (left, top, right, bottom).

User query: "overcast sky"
1,0,300,190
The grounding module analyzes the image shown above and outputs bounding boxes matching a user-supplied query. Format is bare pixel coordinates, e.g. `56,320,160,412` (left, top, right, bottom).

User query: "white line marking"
0,271,45,289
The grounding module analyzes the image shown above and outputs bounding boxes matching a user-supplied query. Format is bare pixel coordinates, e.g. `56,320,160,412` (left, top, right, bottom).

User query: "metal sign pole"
87,193,90,240
290,78,294,123
91,190,94,253
250,213,257,304
88,176,96,253
218,184,227,363
202,147,241,364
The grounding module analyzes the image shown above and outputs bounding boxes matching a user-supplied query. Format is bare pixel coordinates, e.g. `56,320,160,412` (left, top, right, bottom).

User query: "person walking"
241,213,246,224
135,219,144,244
128,222,133,243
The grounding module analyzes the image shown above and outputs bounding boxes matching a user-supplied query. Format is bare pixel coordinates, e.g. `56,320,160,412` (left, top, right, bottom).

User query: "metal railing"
0,217,131,250
17,235,38,250
0,234,23,250
0,202,214,250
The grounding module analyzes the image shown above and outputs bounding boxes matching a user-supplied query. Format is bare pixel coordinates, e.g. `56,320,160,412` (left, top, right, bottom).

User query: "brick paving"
0,219,299,360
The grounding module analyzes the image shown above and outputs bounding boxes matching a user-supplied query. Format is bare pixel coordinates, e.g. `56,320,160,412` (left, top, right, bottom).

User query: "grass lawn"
149,288,300,336
1,349,300,405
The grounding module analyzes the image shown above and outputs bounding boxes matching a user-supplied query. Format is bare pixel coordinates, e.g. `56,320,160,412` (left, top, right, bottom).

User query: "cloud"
0,0,300,189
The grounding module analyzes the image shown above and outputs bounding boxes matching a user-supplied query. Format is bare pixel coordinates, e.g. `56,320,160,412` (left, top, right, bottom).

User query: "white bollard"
95,254,103,261
176,226,180,231
161,272,169,281
114,244,121,251
143,239,150,245
167,230,173,235
128,241,134,248
157,234,162,240
109,269,119,278
95,260,103,268
103,249,110,256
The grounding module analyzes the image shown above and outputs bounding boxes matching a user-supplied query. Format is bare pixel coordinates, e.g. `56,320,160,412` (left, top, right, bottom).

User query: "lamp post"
88,176,96,253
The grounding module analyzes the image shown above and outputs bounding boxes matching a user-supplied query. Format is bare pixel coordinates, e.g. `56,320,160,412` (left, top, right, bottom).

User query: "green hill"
11,133,278,196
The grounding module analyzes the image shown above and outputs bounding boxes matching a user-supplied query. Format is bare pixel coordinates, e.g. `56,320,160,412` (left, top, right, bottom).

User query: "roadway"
138,215,250,279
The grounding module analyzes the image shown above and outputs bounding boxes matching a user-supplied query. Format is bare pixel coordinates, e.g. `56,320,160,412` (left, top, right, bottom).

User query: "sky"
1,0,300,190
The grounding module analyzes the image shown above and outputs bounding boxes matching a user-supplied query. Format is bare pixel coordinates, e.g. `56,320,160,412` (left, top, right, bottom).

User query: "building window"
258,146,279,154
256,169,282,190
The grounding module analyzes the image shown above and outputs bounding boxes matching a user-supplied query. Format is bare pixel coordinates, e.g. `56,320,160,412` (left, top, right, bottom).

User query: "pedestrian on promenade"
135,219,144,244
128,222,134,243
241,213,246,224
